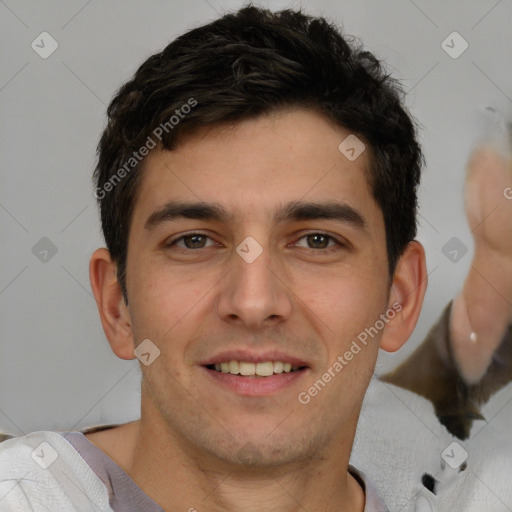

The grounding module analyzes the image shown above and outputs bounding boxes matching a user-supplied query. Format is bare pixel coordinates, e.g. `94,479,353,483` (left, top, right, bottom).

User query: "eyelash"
166,232,344,253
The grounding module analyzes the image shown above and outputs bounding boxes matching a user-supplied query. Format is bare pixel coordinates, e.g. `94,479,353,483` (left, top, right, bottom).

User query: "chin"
198,423,325,469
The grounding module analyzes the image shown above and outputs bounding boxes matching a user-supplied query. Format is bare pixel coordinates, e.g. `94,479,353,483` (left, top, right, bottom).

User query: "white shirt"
0,429,389,511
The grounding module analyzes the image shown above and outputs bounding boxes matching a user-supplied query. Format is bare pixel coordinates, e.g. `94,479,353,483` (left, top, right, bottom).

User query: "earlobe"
89,248,135,360
380,241,428,353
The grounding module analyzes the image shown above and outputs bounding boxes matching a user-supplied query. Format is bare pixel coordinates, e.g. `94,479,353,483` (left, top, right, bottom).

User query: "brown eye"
294,233,341,250
182,234,208,249
167,233,216,250
306,234,330,249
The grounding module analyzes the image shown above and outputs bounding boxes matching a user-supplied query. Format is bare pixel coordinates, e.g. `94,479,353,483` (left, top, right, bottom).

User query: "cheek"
127,265,204,345
301,269,388,341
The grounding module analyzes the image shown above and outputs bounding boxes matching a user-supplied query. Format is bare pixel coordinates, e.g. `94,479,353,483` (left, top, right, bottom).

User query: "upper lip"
200,349,309,367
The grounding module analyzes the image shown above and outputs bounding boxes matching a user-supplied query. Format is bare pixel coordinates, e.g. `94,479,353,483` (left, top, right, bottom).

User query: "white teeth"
273,361,284,373
256,362,274,376
239,362,256,376
211,360,302,376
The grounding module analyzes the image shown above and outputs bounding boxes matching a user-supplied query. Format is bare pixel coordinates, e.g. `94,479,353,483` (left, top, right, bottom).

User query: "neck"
126,406,365,512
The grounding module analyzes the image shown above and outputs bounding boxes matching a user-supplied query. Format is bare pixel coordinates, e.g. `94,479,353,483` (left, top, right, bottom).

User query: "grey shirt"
62,432,389,511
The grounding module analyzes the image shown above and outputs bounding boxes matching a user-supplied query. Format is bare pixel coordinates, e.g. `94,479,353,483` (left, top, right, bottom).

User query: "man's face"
124,108,391,466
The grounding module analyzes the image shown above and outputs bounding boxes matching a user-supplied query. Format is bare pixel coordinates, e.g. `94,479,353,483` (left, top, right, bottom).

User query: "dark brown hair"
93,5,423,303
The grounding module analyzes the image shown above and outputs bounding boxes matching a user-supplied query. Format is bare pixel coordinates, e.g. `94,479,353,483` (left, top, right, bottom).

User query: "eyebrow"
144,200,367,232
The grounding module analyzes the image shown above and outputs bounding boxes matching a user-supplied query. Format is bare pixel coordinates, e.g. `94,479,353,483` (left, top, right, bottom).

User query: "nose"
216,241,293,329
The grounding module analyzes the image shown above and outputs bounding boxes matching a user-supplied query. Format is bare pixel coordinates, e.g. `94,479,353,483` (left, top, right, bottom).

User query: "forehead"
132,108,382,230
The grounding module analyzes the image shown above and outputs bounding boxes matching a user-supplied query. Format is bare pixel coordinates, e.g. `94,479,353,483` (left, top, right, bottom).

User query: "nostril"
421,473,438,495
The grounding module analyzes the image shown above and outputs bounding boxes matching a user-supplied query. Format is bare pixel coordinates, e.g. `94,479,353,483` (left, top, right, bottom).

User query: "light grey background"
1,0,511,435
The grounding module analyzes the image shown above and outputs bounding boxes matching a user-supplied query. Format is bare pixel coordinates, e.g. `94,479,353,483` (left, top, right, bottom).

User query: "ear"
89,248,135,360
380,240,428,353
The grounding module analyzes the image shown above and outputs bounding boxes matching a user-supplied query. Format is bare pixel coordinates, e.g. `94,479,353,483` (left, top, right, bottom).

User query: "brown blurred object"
381,300,512,440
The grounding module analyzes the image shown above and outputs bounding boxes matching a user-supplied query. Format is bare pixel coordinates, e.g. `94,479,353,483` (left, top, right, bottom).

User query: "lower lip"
203,367,308,396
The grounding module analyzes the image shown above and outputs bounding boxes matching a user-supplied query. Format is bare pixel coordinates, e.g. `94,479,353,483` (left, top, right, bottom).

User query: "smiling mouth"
205,361,307,377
